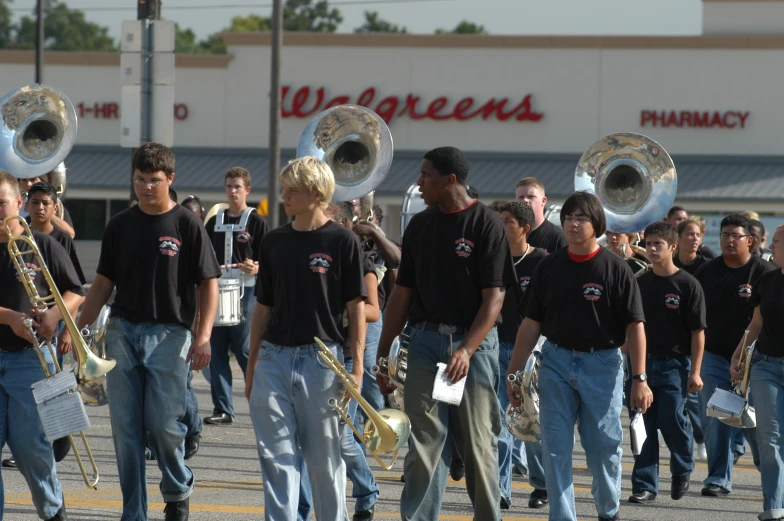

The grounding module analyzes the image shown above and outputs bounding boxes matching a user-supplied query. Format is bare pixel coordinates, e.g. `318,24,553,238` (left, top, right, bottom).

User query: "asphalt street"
1,361,763,520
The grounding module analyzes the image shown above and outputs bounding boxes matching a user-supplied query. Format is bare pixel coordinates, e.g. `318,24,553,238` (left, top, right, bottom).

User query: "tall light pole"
267,0,283,228
35,0,44,83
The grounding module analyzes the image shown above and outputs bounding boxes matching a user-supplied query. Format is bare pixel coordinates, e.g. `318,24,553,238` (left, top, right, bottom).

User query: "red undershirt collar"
568,247,601,263
442,199,478,215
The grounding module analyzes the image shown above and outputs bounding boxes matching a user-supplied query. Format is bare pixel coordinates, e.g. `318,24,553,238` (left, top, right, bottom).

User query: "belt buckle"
438,323,457,335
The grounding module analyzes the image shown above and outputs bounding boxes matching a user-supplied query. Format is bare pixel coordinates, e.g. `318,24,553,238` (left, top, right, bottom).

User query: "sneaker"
695,443,707,461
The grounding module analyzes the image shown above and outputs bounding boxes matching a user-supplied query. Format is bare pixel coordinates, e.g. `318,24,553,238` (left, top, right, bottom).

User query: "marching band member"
497,201,548,510
694,214,775,497
629,222,706,503
204,167,268,425
514,177,567,254
674,219,711,276
0,170,86,521
377,146,515,521
17,166,76,239
507,191,652,521
245,157,367,521
730,224,784,521
77,143,220,521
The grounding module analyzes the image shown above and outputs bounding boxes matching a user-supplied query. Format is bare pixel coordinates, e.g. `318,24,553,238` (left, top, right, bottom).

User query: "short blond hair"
280,157,335,209
515,177,546,195
741,210,760,221
0,171,20,197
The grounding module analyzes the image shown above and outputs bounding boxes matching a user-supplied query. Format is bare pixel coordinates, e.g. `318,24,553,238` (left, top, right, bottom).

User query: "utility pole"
130,0,161,204
267,0,283,228
35,0,44,83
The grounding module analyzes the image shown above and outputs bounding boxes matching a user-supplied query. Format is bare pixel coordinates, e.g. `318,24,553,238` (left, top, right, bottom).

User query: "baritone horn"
4,216,116,488
314,338,411,471
0,84,77,178
720,330,756,428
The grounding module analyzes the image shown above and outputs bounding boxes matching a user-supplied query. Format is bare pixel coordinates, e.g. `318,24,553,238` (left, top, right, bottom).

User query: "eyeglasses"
133,178,165,187
564,215,591,224
719,233,748,241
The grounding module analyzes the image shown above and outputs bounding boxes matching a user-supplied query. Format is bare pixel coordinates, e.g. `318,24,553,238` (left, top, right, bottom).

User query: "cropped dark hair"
466,185,479,198
372,204,383,225
423,146,469,183
560,191,606,237
749,219,766,237
720,214,752,234
27,181,57,200
182,195,204,216
489,200,507,212
644,221,677,245
667,205,686,218
132,142,175,175
169,187,178,203
500,201,535,230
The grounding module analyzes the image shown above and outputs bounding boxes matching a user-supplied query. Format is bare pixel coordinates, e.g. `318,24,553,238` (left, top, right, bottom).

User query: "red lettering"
374,96,399,124
77,102,85,119
94,103,107,118
515,95,543,122
356,88,375,107
453,98,475,120
680,111,692,128
290,87,324,118
694,112,709,127
107,102,119,119
401,94,427,120
710,111,723,128
665,111,679,128
465,97,518,121
722,111,737,129
640,110,653,127
174,104,188,121
425,97,450,120
325,96,350,109
737,111,749,128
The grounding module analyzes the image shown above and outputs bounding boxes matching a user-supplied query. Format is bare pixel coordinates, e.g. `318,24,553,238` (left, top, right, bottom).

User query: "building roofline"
0,50,231,68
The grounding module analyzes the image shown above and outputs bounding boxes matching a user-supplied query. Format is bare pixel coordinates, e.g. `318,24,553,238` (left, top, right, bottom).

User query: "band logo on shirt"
665,293,681,309
520,276,531,293
159,236,181,257
455,238,474,258
309,253,333,273
583,283,604,301
738,284,752,298
236,232,251,244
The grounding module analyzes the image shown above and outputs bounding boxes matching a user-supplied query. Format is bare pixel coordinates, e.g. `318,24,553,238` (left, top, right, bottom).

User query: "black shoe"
53,437,71,463
598,514,620,521
45,505,67,521
164,498,189,521
145,447,156,461
701,484,730,496
628,491,656,503
449,456,465,481
528,488,548,509
500,496,512,510
352,505,374,521
671,474,690,500
204,410,233,425
184,434,199,460
733,451,742,465
1,458,16,468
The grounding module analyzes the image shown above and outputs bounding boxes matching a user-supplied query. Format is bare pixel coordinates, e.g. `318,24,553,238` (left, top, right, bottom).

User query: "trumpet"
314,338,411,471
4,215,117,488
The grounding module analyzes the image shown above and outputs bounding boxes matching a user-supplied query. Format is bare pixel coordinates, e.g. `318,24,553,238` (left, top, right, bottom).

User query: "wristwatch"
632,373,647,382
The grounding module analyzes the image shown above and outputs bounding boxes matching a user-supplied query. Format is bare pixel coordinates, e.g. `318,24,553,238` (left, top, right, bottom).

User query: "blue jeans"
631,356,694,494
184,370,202,438
685,391,704,444
249,341,348,521
0,348,63,520
750,352,784,521
400,325,501,521
106,318,195,521
299,357,379,514
208,289,254,416
361,316,384,413
497,341,545,502
699,351,746,491
539,341,624,521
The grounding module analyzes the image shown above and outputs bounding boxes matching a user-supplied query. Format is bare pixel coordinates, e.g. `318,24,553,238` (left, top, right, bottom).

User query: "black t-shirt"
97,205,221,331
527,219,567,254
699,244,717,259
255,221,367,346
695,255,776,361
498,248,548,342
674,254,710,276
205,210,269,266
396,201,517,329
526,247,645,351
637,270,707,357
750,269,784,358
0,232,85,351
49,226,86,285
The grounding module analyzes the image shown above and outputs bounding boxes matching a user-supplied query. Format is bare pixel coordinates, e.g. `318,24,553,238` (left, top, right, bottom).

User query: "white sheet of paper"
31,369,78,404
432,362,466,406
37,393,91,442
630,411,647,456
707,388,747,417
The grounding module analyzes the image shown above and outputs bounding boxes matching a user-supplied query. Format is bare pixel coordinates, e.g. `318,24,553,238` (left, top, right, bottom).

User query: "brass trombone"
314,338,411,471
4,215,117,489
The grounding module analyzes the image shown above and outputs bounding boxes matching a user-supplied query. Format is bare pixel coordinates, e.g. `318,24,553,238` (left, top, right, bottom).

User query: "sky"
8,0,703,41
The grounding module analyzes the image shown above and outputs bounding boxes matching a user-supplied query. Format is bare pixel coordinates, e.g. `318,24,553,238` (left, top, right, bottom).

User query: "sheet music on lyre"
432,363,466,406
31,369,91,442
706,388,747,418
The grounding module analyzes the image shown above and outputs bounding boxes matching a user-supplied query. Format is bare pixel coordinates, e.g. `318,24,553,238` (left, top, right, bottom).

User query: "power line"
9,0,454,12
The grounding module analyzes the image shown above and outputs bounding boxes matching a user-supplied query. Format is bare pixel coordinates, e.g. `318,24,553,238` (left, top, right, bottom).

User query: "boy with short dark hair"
629,221,706,503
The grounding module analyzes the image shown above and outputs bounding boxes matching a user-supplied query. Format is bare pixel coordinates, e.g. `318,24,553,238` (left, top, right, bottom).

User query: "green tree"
283,0,342,32
14,0,117,51
435,20,488,35
354,11,406,34
0,0,13,48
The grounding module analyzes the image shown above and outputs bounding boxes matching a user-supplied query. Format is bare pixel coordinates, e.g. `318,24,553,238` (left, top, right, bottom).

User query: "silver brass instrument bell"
0,84,78,178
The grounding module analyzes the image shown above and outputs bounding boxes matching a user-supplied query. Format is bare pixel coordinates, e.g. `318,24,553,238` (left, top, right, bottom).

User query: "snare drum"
215,278,242,327
400,184,427,234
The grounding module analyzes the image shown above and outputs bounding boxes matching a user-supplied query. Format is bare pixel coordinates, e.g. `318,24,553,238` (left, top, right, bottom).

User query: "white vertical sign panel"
151,85,175,147
120,85,141,148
